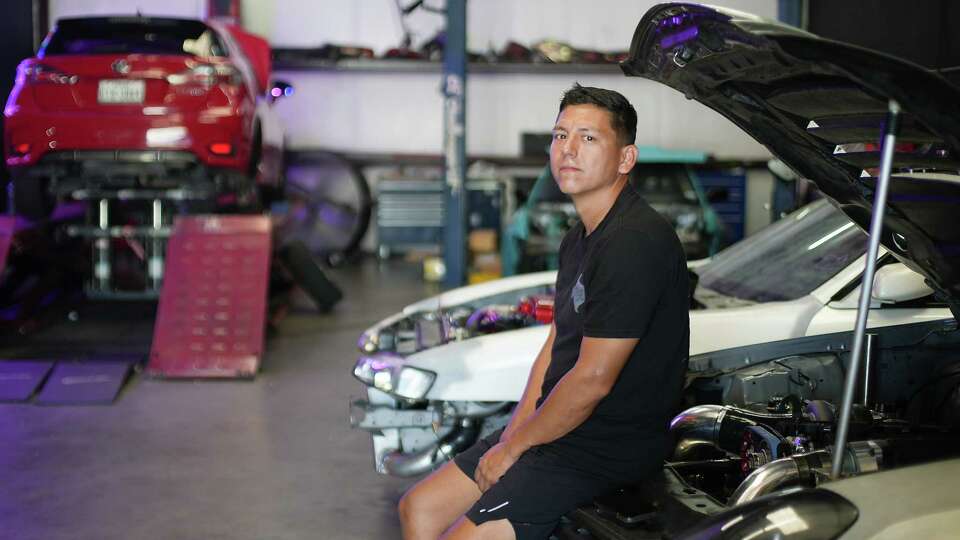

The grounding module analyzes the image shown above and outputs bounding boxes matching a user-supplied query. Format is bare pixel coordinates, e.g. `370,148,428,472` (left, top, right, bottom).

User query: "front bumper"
350,387,482,477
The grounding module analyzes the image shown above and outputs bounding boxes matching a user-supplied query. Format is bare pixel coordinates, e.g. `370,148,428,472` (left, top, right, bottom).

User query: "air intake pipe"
380,418,480,477
669,404,794,460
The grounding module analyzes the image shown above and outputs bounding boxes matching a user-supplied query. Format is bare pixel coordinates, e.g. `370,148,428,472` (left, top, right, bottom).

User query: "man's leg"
399,460,483,540
441,516,515,540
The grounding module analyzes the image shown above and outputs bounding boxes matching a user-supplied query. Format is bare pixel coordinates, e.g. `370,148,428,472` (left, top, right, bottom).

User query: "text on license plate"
97,80,145,104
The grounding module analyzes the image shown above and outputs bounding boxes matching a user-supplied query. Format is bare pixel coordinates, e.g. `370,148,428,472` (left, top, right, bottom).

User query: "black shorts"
453,428,619,540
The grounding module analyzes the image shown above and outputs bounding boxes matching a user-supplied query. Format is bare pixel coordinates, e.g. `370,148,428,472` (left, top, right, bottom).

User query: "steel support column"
442,0,467,287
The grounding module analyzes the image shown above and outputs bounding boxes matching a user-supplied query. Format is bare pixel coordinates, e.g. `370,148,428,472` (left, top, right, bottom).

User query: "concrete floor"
0,258,442,540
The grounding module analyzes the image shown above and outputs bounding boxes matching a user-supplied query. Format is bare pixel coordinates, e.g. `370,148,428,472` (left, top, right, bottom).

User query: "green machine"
502,146,723,275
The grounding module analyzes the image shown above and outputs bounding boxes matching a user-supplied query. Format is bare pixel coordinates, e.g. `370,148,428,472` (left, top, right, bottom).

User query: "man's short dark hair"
559,84,637,146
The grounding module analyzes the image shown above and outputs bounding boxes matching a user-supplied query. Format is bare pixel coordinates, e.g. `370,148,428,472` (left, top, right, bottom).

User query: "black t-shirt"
536,182,689,481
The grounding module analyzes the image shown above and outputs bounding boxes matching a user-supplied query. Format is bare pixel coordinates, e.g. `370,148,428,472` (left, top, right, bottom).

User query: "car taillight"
21,63,77,85
9,143,30,157
167,63,241,88
208,142,233,156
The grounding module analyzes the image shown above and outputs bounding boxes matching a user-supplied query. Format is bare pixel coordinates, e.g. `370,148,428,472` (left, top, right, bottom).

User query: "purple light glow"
660,26,699,49
271,87,282,97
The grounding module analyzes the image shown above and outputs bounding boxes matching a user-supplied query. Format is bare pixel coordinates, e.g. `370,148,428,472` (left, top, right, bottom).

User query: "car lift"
55,182,275,378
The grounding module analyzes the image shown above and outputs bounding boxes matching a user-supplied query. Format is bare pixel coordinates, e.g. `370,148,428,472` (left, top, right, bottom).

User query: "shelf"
273,56,624,75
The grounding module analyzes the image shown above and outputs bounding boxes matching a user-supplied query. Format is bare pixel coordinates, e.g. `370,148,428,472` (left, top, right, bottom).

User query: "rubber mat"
34,361,132,405
147,215,272,378
0,215,14,274
0,360,54,402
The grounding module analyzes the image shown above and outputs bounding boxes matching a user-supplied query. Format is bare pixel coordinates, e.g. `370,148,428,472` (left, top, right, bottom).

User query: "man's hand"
474,440,523,492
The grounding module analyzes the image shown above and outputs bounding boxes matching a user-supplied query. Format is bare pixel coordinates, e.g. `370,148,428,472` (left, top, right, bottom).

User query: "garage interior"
2,1,960,540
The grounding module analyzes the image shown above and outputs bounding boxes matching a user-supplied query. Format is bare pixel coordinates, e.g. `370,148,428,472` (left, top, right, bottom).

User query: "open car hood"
622,3,960,318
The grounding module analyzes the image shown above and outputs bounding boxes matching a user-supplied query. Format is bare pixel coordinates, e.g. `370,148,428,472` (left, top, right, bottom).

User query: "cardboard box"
472,253,502,274
468,229,498,253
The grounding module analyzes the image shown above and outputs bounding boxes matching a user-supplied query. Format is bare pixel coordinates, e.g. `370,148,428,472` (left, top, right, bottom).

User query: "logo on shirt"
572,273,585,313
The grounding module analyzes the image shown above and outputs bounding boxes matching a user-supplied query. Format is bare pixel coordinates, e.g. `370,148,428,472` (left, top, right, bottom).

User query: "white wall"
49,0,205,22
49,0,777,160
270,71,771,158
245,0,777,55
262,0,777,158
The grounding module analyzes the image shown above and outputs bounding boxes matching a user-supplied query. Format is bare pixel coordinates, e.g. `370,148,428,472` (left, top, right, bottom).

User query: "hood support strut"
831,100,901,479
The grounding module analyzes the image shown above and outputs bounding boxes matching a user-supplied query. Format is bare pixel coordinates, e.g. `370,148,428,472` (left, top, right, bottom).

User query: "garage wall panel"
263,0,775,158
49,0,205,21
45,1,776,160
272,71,770,159
246,0,777,54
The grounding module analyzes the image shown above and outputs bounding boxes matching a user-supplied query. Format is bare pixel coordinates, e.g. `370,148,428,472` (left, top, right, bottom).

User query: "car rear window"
40,18,226,57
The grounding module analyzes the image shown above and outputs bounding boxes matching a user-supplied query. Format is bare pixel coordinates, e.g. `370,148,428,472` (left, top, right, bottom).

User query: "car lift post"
442,0,467,287
150,198,164,290
94,198,111,292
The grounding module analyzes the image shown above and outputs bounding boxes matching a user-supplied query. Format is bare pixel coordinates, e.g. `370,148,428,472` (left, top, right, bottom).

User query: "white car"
350,198,953,476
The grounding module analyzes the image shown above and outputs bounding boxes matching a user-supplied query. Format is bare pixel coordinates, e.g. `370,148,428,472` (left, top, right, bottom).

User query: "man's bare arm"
501,323,555,441
475,335,637,491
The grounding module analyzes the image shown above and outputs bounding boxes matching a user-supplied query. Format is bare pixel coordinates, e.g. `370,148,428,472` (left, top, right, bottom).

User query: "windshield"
41,18,226,57
698,199,866,302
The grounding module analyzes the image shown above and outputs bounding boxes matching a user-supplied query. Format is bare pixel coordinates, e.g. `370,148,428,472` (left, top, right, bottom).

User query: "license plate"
97,80,145,104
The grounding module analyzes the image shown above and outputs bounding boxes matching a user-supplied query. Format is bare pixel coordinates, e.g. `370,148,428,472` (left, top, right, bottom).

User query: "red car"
4,16,286,219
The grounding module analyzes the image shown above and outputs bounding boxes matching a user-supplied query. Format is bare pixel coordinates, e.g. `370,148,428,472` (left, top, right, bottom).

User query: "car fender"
690,295,823,355
254,98,285,186
823,458,960,539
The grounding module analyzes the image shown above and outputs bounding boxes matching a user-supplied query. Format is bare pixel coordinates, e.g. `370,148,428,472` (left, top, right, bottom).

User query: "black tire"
279,240,343,312
12,175,54,221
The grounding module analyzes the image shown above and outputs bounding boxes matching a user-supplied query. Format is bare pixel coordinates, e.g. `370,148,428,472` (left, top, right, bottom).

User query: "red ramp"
148,216,271,378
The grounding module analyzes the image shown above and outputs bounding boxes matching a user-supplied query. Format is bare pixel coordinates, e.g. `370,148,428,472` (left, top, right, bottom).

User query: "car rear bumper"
4,108,251,170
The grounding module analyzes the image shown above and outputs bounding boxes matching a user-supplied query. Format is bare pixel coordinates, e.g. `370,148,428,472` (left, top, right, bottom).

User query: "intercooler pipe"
668,404,794,460
729,441,885,506
727,454,804,506
380,418,480,477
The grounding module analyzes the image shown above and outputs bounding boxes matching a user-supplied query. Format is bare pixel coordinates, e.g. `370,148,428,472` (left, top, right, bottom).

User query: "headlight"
358,332,379,353
353,354,437,400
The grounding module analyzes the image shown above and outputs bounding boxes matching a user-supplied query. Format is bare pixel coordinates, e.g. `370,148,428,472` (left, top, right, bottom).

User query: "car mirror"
872,262,933,303
269,80,294,103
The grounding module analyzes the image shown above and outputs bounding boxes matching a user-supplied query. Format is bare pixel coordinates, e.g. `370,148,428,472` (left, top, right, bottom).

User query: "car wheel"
12,175,55,221
279,240,343,312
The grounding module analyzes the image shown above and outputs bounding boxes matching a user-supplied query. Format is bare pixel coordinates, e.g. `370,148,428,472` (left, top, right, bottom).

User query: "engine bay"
669,319,960,508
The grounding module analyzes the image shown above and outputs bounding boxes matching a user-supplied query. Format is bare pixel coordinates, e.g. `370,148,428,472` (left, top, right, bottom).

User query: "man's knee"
398,485,441,530
397,489,419,525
